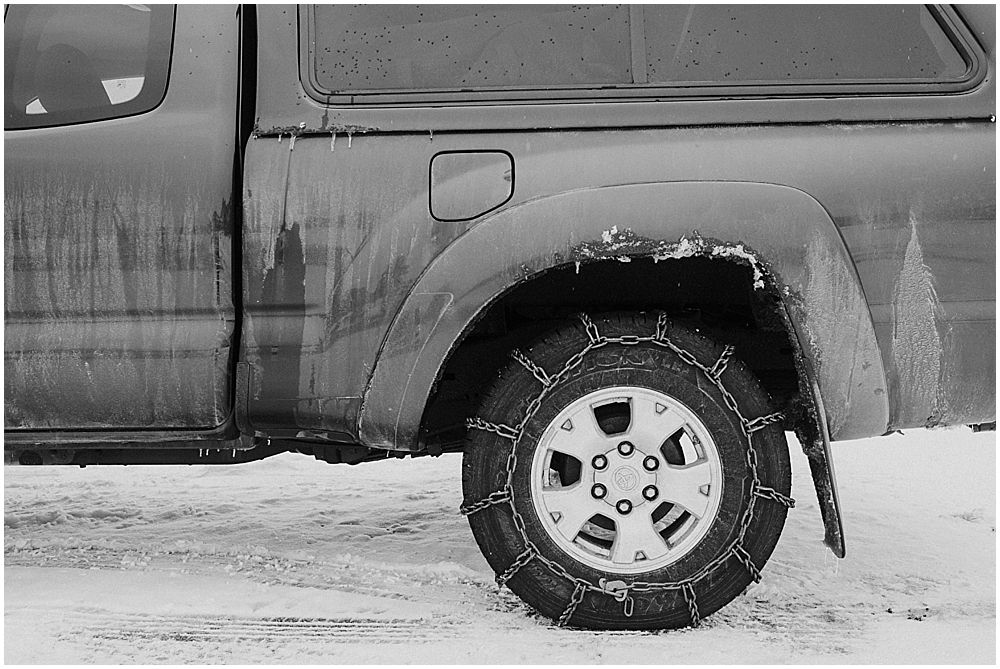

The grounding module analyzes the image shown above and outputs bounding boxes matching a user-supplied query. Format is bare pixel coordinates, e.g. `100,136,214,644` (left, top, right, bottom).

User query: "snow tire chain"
459,489,512,517
462,312,794,628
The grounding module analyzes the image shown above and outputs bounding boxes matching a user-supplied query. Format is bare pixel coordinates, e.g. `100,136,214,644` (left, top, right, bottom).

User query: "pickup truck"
4,4,995,630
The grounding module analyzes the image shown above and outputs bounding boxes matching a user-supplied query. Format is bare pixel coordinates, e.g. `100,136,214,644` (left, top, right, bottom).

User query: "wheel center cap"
612,466,639,491
593,447,657,509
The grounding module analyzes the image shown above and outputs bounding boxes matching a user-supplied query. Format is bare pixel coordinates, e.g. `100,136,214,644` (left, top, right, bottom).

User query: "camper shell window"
304,4,979,104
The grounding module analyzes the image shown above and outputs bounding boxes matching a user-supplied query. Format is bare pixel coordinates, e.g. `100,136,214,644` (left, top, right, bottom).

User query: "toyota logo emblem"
613,466,639,491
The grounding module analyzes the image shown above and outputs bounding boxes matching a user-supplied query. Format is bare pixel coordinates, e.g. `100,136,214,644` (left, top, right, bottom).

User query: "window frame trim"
299,4,987,107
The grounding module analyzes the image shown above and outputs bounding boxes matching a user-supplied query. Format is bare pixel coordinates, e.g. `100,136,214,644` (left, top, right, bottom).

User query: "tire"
462,313,791,630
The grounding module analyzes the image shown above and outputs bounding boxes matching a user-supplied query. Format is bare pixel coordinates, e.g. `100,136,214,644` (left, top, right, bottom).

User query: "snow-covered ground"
4,428,995,664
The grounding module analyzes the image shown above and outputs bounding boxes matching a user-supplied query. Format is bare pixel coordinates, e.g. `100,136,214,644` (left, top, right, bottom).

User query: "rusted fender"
359,181,889,450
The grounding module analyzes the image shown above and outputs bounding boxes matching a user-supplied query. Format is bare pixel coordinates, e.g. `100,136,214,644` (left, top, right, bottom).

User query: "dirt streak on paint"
4,166,234,429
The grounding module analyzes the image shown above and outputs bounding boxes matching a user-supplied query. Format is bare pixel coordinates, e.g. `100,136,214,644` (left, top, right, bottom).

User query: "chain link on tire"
461,312,794,628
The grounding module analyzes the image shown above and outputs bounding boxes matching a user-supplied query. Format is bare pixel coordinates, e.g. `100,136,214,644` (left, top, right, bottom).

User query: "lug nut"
617,441,635,457
642,485,659,501
592,454,608,471
591,483,607,500
616,499,633,515
643,455,659,472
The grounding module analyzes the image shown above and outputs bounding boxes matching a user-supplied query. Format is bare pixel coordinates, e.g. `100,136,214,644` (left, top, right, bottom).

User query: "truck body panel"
231,4,996,447
243,122,994,443
4,5,240,430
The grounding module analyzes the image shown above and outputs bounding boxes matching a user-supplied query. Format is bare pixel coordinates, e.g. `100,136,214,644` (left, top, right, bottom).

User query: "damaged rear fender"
359,181,889,451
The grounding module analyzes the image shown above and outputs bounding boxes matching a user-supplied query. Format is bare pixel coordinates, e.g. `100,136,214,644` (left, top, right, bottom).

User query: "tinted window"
643,5,968,84
312,4,631,91
4,4,174,129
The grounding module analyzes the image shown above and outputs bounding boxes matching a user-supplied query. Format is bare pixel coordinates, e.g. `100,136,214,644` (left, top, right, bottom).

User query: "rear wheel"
462,313,792,629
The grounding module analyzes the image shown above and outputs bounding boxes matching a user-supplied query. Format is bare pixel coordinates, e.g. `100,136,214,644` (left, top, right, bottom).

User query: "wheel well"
421,256,801,448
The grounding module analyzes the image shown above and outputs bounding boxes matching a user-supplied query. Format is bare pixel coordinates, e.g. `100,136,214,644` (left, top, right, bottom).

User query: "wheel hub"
593,444,657,512
530,385,723,574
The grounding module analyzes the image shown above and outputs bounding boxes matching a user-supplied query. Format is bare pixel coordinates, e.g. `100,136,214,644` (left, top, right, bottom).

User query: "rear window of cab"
303,4,983,103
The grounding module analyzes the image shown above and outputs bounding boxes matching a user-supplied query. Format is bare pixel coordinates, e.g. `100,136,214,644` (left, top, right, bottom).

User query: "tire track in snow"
13,607,471,644
4,545,529,615
1,550,466,609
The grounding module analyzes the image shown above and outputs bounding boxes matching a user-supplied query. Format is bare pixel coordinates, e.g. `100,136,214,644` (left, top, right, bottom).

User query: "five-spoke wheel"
531,387,722,573
463,313,791,630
